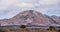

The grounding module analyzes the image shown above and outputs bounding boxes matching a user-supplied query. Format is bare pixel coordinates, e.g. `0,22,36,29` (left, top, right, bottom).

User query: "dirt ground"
0,28,59,32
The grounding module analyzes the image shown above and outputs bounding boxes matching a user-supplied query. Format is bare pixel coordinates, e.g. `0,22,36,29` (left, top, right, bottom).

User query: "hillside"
0,10,60,26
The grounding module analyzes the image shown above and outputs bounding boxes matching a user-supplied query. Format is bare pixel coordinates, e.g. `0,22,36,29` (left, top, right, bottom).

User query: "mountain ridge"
0,10,60,26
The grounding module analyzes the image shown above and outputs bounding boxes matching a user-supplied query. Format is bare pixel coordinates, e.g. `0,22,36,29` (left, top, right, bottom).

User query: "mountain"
0,10,60,26
50,15,60,24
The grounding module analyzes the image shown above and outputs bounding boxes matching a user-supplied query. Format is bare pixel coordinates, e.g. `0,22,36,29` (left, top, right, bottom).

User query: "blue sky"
0,0,60,19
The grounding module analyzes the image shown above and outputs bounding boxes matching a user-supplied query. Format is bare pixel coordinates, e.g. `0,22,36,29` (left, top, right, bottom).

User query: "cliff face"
0,10,60,26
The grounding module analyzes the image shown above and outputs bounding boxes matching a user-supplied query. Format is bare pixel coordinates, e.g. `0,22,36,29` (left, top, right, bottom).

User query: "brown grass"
0,28,59,32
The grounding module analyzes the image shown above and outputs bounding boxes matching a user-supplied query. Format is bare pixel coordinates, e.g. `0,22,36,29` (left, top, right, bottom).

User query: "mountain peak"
0,10,60,26
28,10,34,12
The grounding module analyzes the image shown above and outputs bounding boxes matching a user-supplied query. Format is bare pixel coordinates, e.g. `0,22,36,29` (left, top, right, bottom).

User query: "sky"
0,0,60,19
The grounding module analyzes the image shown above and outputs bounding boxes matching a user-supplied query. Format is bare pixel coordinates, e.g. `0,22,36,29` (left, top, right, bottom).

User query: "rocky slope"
0,10,60,26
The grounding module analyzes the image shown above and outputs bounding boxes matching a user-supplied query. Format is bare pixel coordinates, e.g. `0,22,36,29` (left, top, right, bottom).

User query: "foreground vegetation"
0,25,60,32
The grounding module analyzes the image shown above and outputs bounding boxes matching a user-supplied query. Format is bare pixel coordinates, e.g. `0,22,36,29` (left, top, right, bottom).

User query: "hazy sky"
0,0,60,19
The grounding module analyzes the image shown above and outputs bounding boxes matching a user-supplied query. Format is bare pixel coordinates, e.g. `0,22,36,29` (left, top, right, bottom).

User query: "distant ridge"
0,10,60,26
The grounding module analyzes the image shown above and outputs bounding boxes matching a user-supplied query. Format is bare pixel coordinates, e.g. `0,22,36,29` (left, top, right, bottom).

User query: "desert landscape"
0,25,60,32
0,0,60,32
0,10,60,32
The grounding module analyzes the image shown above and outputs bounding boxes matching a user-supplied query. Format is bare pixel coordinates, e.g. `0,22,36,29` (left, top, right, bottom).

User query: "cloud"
15,2,34,8
0,0,18,10
0,0,60,19
39,0,60,5
0,0,39,10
